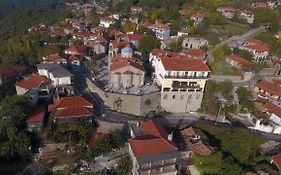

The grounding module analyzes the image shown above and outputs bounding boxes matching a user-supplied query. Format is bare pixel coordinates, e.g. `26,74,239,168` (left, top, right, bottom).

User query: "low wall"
86,79,161,116
210,75,244,83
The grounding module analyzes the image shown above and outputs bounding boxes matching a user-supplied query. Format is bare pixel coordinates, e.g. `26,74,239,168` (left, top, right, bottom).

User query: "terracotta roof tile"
272,153,281,169
161,57,210,72
264,102,281,119
26,106,46,123
129,137,177,157
55,107,94,118
16,75,51,90
255,80,281,96
141,119,168,138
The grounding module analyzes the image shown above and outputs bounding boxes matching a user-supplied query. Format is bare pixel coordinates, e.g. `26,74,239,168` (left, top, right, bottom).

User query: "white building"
182,37,208,49
217,7,236,19
99,16,116,28
239,38,269,62
239,10,255,24
37,63,73,87
265,102,281,126
147,23,170,40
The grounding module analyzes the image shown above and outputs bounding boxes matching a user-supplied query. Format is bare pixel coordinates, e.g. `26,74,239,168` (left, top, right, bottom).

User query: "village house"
147,23,171,40
65,45,91,56
255,79,281,101
271,153,281,173
129,16,139,24
272,58,281,76
177,28,190,38
0,65,29,87
264,102,281,126
48,96,94,125
37,63,73,87
110,47,145,89
99,16,117,28
217,7,236,19
26,106,47,132
239,10,255,24
15,75,53,105
131,6,142,14
43,53,68,66
226,54,255,81
182,37,208,49
86,37,108,59
239,38,270,62
28,23,46,33
185,49,207,60
126,34,144,48
180,127,212,156
191,13,205,26
152,49,210,113
108,40,130,63
129,119,181,175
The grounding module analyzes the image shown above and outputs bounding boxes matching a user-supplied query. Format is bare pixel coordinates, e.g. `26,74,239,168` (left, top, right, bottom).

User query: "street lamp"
214,93,227,125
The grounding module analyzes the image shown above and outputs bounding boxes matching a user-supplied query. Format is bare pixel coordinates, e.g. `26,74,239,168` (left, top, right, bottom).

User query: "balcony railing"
164,75,210,79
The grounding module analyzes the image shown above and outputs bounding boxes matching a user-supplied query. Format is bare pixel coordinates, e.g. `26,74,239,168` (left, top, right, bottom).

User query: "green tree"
138,34,160,53
212,47,225,62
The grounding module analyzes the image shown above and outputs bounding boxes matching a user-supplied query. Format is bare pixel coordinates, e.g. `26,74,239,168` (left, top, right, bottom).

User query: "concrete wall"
210,75,244,83
86,79,161,116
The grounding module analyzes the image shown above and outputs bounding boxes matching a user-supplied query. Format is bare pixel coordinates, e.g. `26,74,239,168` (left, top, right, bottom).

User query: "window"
180,95,184,100
163,95,168,99
172,95,176,99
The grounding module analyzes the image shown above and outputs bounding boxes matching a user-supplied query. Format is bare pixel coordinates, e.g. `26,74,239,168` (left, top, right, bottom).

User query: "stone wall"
86,79,161,116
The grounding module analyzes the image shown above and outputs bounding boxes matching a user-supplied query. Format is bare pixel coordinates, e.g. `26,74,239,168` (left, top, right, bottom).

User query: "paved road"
89,147,128,173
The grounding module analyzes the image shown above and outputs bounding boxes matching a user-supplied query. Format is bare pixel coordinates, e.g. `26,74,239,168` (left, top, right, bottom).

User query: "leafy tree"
138,34,160,53
206,12,228,25
122,22,137,33
212,47,225,62
233,48,253,61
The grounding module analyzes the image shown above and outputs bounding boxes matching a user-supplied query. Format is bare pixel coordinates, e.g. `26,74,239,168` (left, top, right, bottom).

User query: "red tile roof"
243,44,269,52
111,40,130,48
244,38,265,45
227,54,255,69
141,119,168,138
161,57,210,72
187,49,206,57
49,96,92,112
0,65,28,77
129,137,177,157
178,28,190,34
55,107,94,118
46,53,66,62
65,45,88,53
255,80,281,97
272,153,281,169
264,102,281,119
67,54,84,61
127,34,144,41
26,106,46,123
110,56,144,72
129,119,178,157
86,131,108,146
16,75,51,90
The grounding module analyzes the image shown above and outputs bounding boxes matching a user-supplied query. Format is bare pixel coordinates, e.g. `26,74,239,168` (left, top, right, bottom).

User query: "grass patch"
209,61,241,76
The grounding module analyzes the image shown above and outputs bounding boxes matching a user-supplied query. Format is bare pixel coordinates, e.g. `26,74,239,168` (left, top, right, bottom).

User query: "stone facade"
161,91,203,113
86,79,161,116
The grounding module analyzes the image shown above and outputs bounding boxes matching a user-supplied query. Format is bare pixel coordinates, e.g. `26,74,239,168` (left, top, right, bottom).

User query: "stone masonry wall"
86,79,160,116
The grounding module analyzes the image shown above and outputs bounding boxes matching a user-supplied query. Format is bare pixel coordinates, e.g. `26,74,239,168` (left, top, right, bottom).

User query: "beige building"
152,52,210,113
110,47,145,89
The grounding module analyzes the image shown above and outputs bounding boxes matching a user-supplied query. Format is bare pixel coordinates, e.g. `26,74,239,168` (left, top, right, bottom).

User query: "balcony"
164,75,210,79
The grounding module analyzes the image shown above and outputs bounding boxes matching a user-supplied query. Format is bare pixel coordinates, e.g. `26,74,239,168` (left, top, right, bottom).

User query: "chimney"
168,132,173,141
